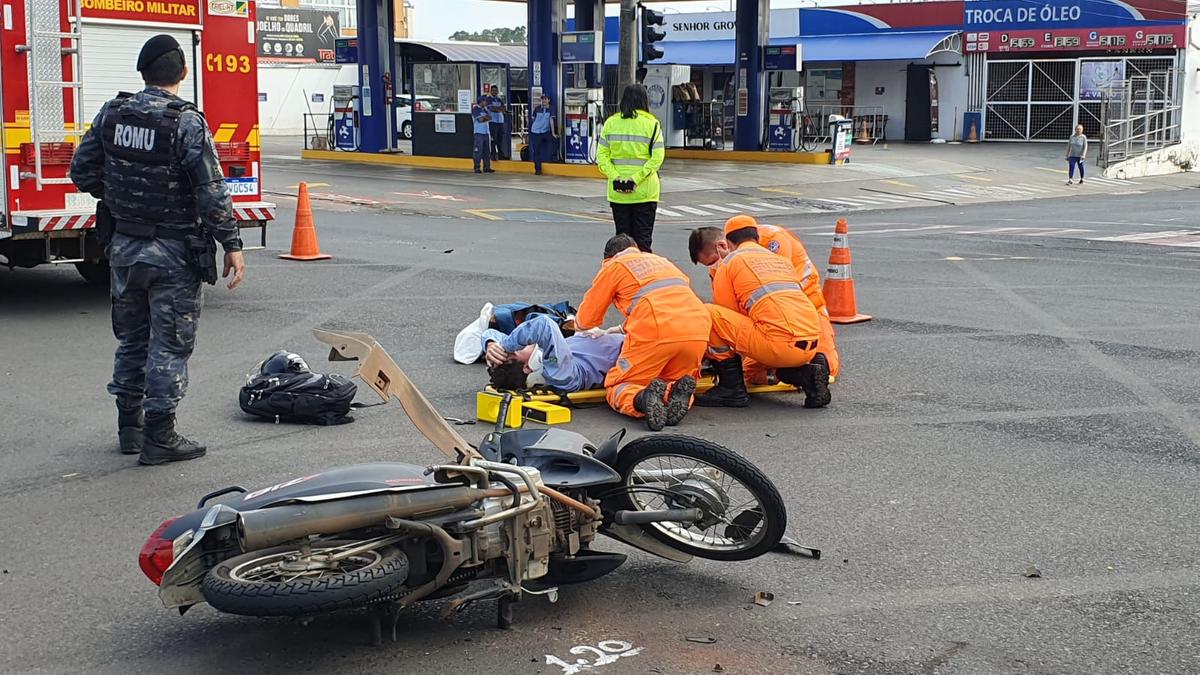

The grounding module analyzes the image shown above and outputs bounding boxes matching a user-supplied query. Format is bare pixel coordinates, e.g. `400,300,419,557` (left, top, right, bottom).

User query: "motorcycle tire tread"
613,434,788,562
201,541,410,617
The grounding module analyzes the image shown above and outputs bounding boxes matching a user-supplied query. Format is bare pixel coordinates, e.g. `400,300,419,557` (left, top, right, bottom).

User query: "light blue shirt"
481,314,624,392
486,95,505,124
530,106,553,134
472,105,491,135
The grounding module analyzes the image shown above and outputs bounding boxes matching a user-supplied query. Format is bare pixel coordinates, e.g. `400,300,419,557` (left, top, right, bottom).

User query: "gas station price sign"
763,45,802,71
561,31,602,63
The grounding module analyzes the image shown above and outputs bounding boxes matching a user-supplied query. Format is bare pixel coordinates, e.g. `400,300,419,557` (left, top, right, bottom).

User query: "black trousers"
611,201,657,252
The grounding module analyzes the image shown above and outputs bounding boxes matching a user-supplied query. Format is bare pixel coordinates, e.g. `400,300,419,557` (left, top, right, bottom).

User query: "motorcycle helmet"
259,350,311,375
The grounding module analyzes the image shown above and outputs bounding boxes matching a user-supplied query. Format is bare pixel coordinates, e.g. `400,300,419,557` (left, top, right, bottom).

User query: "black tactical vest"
99,92,198,232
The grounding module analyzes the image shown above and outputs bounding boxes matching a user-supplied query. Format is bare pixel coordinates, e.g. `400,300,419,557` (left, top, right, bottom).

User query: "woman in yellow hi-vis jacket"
597,84,665,252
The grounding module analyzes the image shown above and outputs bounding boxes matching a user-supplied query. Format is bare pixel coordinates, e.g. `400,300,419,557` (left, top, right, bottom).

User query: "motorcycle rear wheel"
613,434,787,561
201,539,409,617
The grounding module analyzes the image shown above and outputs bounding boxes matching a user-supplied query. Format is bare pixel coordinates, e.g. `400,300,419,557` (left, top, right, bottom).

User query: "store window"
411,63,475,113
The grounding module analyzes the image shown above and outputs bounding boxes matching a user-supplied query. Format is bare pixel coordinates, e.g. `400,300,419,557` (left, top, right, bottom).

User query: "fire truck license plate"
225,178,259,196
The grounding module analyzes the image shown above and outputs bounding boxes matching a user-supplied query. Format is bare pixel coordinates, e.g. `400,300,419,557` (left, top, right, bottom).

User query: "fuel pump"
562,88,604,164
766,87,803,152
330,84,360,152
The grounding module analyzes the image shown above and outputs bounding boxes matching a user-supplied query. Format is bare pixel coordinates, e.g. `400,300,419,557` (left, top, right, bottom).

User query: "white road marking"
673,205,712,216
656,207,683,217
726,202,768,212
752,201,789,210
698,203,741,213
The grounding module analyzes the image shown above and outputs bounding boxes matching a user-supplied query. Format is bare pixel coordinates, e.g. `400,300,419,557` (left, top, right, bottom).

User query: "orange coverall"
707,241,822,372
577,247,711,418
709,225,840,379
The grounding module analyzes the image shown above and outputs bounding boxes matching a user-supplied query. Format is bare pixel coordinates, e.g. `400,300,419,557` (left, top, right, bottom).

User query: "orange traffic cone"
822,218,872,325
280,182,331,261
966,121,979,144
856,118,871,144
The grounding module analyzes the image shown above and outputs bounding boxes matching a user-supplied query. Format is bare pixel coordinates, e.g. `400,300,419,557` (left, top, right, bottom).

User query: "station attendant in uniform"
70,34,245,466
471,95,494,174
528,93,558,175
597,84,665,253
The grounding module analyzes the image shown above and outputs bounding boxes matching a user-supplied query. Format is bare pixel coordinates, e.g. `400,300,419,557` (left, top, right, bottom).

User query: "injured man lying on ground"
481,313,625,393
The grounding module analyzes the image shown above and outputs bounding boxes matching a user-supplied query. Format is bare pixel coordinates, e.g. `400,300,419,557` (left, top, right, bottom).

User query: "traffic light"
640,5,666,64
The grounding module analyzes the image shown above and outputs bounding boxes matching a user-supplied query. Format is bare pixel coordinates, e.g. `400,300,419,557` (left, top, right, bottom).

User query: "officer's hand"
224,251,245,290
485,341,509,367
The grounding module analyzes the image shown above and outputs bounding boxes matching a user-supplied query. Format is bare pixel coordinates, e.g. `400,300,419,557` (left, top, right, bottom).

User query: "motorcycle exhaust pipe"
611,508,703,526
237,486,490,551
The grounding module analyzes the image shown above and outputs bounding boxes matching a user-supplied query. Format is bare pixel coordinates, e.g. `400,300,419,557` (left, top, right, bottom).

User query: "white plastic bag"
453,303,494,364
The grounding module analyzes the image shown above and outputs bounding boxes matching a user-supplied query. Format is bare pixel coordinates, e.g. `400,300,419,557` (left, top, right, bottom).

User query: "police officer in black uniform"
70,34,246,465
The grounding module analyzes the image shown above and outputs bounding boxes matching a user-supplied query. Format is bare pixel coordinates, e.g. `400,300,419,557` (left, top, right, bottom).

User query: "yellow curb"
300,149,603,178
666,148,830,164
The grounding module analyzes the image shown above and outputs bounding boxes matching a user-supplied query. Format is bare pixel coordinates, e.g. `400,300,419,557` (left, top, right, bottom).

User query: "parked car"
395,96,439,140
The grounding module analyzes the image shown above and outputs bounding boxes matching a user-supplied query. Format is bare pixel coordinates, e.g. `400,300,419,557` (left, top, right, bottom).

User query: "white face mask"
526,347,544,376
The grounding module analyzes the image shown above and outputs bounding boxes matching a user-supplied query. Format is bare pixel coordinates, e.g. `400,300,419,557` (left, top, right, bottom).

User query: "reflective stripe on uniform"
614,382,632,401
799,259,814,282
597,136,610,146
612,158,647,167
743,281,803,311
721,248,751,264
606,133,655,144
624,277,688,315
826,263,851,280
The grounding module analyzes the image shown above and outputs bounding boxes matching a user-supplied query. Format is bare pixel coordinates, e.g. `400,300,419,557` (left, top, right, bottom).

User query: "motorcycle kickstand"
497,594,515,630
366,605,401,646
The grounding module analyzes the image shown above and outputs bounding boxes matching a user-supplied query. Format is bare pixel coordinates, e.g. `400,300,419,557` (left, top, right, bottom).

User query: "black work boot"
664,376,697,427
116,396,144,455
779,354,832,409
139,413,207,466
633,379,669,432
694,357,750,408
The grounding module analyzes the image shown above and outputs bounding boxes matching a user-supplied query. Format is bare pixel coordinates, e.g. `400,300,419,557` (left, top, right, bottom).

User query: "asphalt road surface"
1,184,1198,674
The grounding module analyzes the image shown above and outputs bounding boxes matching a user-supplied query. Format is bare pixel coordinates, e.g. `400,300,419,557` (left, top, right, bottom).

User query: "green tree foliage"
448,26,527,44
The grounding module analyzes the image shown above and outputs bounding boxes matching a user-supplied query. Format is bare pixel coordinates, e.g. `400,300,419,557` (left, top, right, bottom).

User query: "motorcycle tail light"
138,517,179,586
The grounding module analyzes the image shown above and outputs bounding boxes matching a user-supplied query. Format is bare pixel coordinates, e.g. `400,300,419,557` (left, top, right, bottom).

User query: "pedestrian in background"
70,34,245,465
597,84,665,253
487,84,509,160
471,95,494,174
1066,124,1088,185
529,93,558,175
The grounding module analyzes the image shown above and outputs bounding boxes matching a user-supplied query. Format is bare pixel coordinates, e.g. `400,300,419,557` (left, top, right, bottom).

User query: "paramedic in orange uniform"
695,220,832,409
688,217,840,380
577,234,712,431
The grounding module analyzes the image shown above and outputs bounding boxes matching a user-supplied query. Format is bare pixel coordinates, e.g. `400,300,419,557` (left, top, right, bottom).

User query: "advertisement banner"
963,0,1185,31
800,3,964,35
257,8,340,64
81,0,203,27
964,25,1184,52
1080,60,1125,99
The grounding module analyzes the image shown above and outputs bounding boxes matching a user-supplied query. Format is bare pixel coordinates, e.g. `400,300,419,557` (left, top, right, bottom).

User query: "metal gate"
984,56,1179,141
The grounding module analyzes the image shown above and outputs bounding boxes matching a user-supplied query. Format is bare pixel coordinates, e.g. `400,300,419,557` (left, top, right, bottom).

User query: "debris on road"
754,591,775,607
686,636,717,644
1023,566,1042,578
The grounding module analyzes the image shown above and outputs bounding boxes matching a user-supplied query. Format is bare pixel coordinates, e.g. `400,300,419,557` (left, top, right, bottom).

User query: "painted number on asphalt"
544,640,641,674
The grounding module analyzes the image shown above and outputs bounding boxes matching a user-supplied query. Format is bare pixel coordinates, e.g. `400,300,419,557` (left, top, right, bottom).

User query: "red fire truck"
0,0,273,284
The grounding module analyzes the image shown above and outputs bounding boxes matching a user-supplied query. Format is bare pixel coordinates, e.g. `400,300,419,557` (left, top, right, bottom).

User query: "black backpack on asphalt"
239,351,357,425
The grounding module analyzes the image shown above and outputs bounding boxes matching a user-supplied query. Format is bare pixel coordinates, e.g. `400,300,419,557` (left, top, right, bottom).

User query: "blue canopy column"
733,0,769,151
528,0,564,109
355,0,398,152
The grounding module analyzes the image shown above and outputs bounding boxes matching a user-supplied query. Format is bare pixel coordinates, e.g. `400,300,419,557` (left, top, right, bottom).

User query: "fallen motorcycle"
140,330,791,628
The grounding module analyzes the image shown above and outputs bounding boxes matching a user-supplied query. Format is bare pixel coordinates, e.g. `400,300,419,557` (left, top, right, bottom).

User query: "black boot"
633,379,669,432
139,413,207,466
779,353,832,409
694,356,750,408
116,396,144,455
664,376,697,427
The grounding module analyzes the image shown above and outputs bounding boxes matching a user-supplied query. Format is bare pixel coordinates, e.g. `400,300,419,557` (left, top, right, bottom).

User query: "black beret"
137,34,182,72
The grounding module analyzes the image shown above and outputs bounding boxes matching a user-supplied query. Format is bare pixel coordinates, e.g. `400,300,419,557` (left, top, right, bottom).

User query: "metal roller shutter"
80,24,201,123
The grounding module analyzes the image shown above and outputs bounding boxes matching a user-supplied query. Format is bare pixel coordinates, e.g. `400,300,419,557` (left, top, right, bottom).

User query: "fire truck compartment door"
81,24,200,123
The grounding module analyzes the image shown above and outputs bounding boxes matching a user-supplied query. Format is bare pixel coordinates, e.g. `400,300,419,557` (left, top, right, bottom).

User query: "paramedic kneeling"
689,217,840,380
695,223,831,409
576,234,711,431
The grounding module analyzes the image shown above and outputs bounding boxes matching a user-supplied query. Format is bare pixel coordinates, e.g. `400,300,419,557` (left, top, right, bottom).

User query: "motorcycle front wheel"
613,435,787,561
201,539,410,617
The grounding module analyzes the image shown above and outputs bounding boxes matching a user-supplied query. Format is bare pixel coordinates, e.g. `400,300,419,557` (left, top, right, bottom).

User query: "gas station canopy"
395,40,527,68
603,30,962,66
